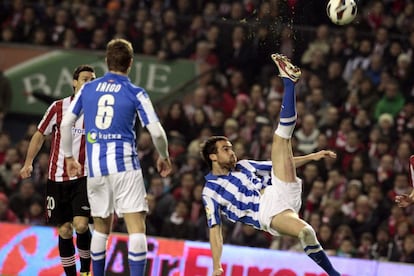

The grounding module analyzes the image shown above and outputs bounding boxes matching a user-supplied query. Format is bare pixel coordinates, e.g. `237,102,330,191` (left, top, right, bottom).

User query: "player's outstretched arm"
293,150,337,168
20,131,46,179
396,189,414,208
209,224,224,276
147,122,172,177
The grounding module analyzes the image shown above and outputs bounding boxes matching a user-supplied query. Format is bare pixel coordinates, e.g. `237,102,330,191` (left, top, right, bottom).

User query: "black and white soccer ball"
327,0,358,25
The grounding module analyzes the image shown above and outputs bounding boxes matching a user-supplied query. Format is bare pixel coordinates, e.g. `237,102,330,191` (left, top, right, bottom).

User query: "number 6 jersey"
68,72,160,177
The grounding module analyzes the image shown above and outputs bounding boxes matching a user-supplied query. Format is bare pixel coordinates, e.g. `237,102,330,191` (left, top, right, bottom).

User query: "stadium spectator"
302,178,325,221
249,123,273,160
31,26,50,45
3,0,414,266
356,232,375,259
318,223,336,255
148,174,175,221
356,77,379,118
348,194,381,240
336,238,356,258
323,60,348,108
160,199,196,240
14,6,38,43
295,113,320,154
371,226,399,261
25,196,45,225
50,8,70,46
396,234,414,263
343,39,373,82
393,141,412,173
0,132,11,167
374,79,405,120
230,224,270,248
367,185,391,222
163,101,191,141
305,88,330,121
0,192,18,223
0,67,12,132
0,147,21,191
8,178,42,222
89,28,107,50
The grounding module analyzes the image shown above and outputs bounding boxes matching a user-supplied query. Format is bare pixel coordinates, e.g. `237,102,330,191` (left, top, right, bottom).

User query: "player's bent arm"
406,189,414,204
209,224,224,274
20,130,46,178
294,150,337,168
61,112,78,157
396,188,414,207
410,189,414,201
146,122,169,159
23,130,46,166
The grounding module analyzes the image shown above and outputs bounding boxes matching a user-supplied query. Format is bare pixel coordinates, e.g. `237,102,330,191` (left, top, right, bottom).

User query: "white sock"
90,231,108,261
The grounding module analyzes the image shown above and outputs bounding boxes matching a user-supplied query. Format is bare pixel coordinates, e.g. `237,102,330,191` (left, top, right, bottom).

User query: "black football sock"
59,236,76,276
76,229,92,272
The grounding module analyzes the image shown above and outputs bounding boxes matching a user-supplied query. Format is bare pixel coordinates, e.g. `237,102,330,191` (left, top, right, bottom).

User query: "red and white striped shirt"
38,96,87,182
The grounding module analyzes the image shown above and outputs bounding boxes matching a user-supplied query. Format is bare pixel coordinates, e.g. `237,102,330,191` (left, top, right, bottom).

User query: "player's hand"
395,194,414,208
157,157,172,177
313,150,337,161
212,268,224,275
65,157,82,177
20,165,33,179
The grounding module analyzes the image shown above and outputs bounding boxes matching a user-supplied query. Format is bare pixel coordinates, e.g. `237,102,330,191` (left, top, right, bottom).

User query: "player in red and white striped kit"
396,155,414,207
20,65,96,276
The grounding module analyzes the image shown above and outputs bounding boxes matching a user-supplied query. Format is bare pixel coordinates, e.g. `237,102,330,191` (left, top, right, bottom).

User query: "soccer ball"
327,0,358,25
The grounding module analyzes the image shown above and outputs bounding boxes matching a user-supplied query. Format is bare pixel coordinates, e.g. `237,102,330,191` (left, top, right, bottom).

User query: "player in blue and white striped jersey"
201,54,340,276
61,38,172,276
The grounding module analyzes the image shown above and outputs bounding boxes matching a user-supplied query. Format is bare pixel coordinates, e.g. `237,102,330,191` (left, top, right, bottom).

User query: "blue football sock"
275,78,297,139
306,245,340,276
90,231,108,276
92,258,106,276
128,233,147,276
128,258,146,276
280,78,296,118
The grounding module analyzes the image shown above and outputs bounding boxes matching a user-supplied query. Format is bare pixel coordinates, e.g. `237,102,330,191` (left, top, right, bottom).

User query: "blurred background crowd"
1,0,414,264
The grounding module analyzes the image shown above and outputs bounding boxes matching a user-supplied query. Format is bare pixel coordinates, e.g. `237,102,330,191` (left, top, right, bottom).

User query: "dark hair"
72,65,95,80
106,38,133,73
200,136,228,170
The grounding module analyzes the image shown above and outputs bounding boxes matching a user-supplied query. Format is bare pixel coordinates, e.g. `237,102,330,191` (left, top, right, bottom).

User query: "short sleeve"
202,193,221,228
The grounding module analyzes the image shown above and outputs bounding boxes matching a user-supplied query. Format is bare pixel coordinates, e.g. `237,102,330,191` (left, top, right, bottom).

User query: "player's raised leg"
270,53,300,183
269,54,340,276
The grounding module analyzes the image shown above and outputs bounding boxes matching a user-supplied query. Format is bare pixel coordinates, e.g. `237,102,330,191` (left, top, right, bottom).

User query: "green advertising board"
5,49,196,115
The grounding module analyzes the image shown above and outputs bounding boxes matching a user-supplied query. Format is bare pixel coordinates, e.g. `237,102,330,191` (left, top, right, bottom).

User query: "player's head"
106,38,133,74
72,64,95,94
200,136,236,171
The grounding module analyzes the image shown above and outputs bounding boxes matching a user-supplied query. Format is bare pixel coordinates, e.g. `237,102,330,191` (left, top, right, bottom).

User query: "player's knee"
58,223,73,238
298,224,318,246
73,221,89,234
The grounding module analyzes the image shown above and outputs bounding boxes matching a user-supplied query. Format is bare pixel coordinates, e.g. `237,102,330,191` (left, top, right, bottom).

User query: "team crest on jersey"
87,130,97,143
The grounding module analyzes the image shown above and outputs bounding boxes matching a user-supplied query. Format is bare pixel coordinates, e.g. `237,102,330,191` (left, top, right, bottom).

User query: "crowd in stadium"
1,0,414,264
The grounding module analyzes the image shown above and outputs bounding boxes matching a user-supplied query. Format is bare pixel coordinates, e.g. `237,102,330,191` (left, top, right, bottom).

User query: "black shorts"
46,177,90,225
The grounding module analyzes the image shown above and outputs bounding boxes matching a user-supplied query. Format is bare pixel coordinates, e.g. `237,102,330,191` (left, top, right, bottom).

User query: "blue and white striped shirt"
69,72,159,177
202,160,273,229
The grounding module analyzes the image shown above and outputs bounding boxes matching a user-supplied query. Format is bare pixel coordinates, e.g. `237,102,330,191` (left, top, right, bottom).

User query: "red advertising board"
1,223,414,276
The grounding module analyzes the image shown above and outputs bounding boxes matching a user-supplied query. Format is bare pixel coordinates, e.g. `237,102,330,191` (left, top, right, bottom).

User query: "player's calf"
298,224,340,276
